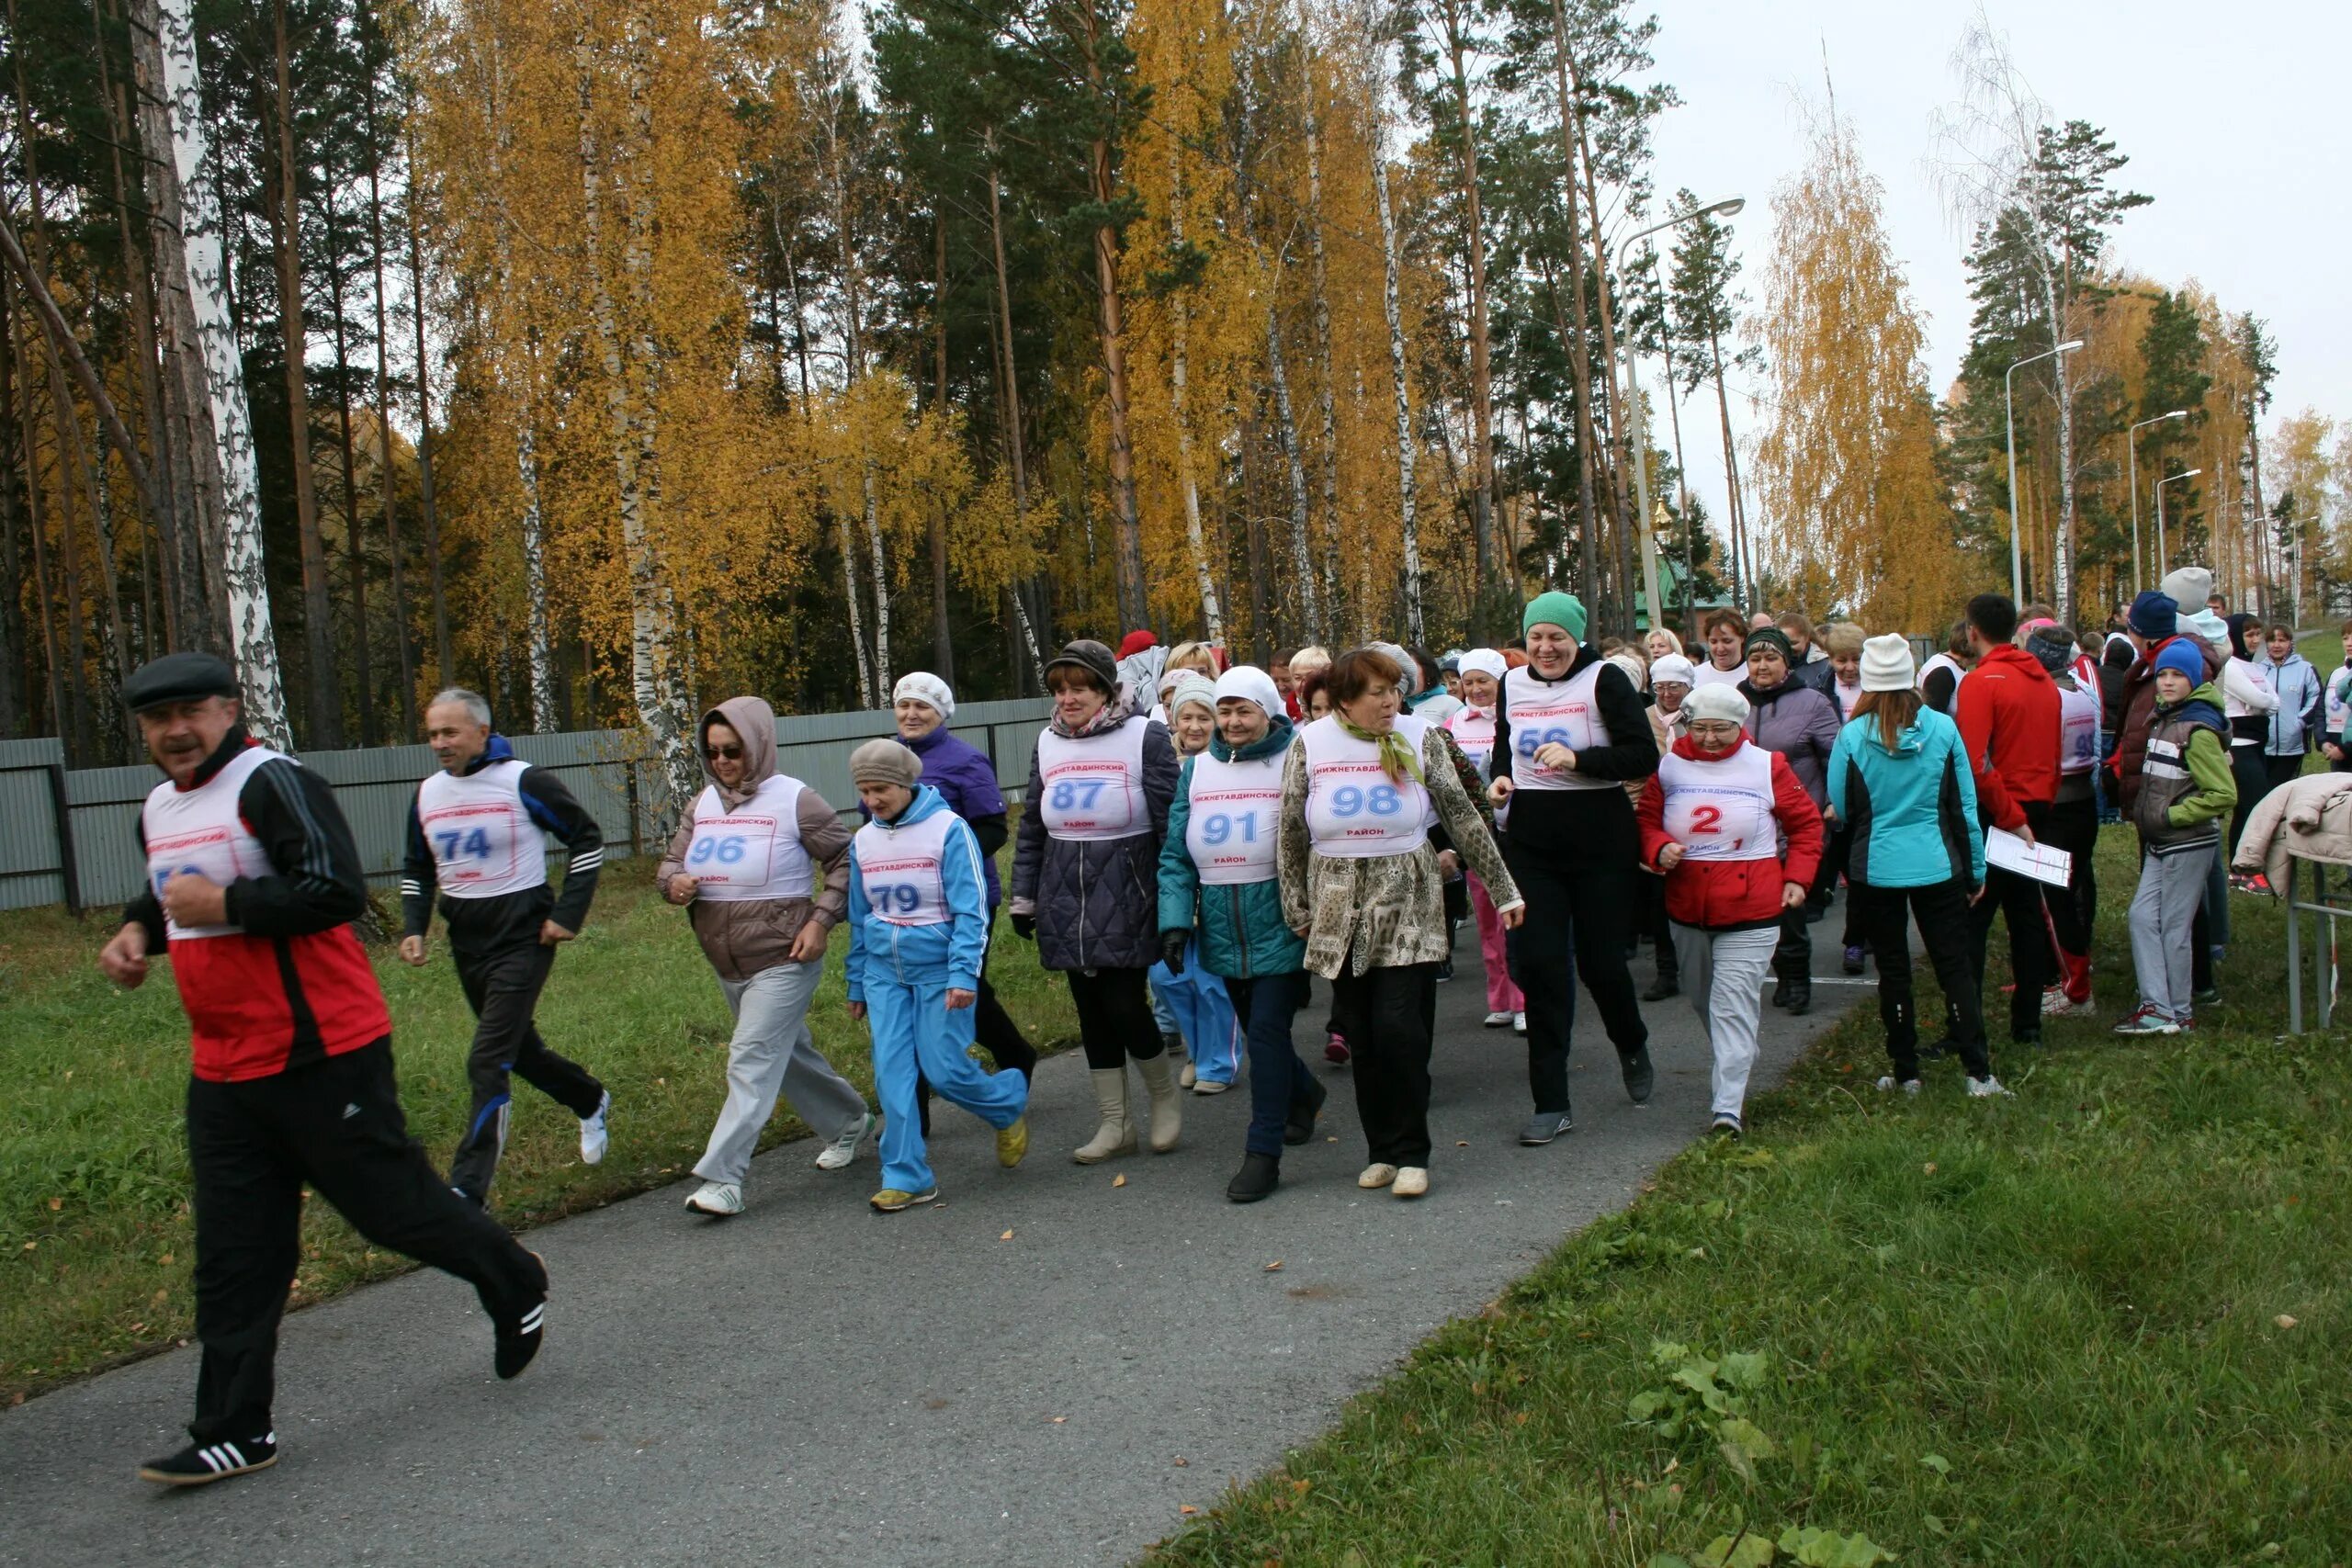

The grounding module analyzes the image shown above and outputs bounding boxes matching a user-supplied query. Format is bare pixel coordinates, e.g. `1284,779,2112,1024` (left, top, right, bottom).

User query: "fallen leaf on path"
1179,1506,1199,1517
1050,1416,1067,1423
47,1198,61,1211
1173,1457,1188,1467
2276,1314,2299,1329
1001,1230,1014,1241
1264,1260,1284,1272
1113,1174,1127,1188
1456,1141,1469,1147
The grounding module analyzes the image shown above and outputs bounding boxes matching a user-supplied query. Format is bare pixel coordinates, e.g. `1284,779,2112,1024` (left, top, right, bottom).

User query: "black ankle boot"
1283,1077,1329,1145
1227,1152,1281,1202
1783,977,1812,1015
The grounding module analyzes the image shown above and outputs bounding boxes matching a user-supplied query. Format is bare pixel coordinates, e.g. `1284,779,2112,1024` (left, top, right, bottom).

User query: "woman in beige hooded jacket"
659,696,875,1215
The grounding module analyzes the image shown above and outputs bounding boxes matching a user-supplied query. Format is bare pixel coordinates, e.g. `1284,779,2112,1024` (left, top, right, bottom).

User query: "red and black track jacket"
126,729,390,1083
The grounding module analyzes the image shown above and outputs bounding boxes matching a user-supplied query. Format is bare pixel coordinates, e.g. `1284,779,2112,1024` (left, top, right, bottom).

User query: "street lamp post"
2127,410,2188,596
2004,339,2084,606
1613,196,1743,633
2155,468,2202,579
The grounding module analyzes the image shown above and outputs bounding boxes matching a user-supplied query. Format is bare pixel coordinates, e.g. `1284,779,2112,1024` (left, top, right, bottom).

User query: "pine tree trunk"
985,142,1046,686
357,3,415,735
1575,111,1639,633
1438,0,1495,623
158,0,289,741
94,5,187,651
1546,3,1604,608
0,280,24,733
400,105,452,687
1370,113,1423,647
272,0,336,747
1077,8,1149,637
1164,142,1224,645
17,361,69,752
322,210,375,746
128,0,223,652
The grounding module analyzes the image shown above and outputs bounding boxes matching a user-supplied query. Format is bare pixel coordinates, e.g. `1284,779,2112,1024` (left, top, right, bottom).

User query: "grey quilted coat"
1009,714,1181,972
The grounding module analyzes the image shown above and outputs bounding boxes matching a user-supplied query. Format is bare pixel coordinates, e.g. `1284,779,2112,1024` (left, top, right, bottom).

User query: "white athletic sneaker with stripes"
814,1111,875,1170
139,1432,279,1486
580,1090,611,1165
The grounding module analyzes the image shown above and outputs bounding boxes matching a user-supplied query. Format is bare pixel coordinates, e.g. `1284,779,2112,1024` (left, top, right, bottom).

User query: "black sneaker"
1620,1044,1655,1105
1783,980,1812,1015
1283,1077,1328,1145
1226,1152,1281,1203
1519,1111,1573,1145
139,1432,277,1486
495,1252,549,1381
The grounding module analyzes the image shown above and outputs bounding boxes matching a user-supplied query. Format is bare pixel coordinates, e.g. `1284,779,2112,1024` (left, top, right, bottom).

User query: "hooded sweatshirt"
1827,705,1985,890
657,696,853,982
1953,642,2060,829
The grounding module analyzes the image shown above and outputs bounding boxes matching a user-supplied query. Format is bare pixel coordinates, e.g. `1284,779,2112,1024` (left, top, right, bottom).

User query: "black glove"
1159,929,1190,974
1010,910,1036,942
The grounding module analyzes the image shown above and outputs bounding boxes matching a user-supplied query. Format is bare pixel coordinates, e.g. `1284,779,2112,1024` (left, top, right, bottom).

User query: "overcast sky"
1633,0,2346,539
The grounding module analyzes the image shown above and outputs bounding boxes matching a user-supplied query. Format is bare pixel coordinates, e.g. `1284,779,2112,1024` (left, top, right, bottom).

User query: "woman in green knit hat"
1485,592,1661,1145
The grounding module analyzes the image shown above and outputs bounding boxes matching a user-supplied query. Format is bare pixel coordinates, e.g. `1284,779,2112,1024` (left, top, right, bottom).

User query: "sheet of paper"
1985,827,2072,889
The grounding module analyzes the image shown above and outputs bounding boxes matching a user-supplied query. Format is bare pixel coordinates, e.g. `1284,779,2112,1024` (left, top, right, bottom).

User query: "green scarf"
1338,715,1424,785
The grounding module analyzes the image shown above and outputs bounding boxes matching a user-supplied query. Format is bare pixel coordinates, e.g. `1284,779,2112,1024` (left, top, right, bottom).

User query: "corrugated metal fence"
0,700,1052,915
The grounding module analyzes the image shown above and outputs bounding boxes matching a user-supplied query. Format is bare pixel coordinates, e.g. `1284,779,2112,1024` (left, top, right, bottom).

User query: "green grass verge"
0,855,1075,1404
1146,829,2351,1566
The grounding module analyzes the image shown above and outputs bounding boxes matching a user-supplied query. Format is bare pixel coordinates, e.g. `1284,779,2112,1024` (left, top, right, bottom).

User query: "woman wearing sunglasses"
658,697,876,1216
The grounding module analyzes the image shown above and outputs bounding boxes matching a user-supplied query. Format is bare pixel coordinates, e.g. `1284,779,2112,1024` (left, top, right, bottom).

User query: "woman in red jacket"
1636,683,1823,1139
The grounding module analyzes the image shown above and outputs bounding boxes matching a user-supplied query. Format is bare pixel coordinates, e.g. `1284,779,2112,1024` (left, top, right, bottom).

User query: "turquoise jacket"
1157,720,1306,979
1827,706,1985,890
845,784,990,1000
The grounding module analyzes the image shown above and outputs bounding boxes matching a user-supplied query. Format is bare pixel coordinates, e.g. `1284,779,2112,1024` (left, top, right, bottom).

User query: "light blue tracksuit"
1150,940,1242,1085
847,784,1027,1195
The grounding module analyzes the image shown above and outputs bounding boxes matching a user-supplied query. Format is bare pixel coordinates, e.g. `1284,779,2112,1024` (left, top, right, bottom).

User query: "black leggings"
1849,879,1991,1081
1066,966,1164,1070
1503,845,1648,1115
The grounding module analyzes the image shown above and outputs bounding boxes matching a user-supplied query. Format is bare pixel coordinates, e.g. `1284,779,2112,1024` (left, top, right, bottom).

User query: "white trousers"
1670,923,1779,1120
693,960,870,1187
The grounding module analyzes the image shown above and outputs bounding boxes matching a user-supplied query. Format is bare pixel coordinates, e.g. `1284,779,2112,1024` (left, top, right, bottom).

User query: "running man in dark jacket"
102,654,548,1488
401,688,611,1204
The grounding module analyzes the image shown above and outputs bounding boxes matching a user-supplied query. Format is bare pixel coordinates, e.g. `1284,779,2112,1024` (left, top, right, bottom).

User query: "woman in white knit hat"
1827,635,2010,1100
1635,682,1823,1138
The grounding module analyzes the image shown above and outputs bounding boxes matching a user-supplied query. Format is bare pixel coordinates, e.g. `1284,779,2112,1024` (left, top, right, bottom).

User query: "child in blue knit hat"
2115,639,2235,1035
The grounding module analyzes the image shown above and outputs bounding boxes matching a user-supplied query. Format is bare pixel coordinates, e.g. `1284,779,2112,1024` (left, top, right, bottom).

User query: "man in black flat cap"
100,652,550,1488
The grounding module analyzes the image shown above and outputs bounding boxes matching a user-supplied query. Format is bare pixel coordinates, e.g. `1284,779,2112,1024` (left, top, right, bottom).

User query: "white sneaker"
1512,1011,1528,1034
1179,1062,1198,1089
1358,1163,1398,1190
684,1180,742,1217
1483,1010,1514,1028
1966,1075,2014,1099
1874,1076,1924,1096
1392,1167,1429,1199
815,1111,875,1170
579,1091,611,1165
1191,1077,1230,1096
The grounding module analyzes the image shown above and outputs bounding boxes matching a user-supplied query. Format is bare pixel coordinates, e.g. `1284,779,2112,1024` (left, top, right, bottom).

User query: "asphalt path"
0,918,1865,1568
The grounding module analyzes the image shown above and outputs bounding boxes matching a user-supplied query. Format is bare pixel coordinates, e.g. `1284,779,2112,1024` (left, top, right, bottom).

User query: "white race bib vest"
2058,682,2101,774
1443,705,1498,773
142,744,284,940
1182,751,1283,886
1657,743,1779,863
854,809,959,927
1502,664,1614,792
415,759,548,898
1690,660,1746,690
683,776,815,901
1034,717,1150,840
1299,716,1430,858
1918,651,1966,697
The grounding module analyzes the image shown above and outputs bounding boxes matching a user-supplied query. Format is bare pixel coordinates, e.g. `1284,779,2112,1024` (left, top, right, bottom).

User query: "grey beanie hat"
848,738,922,789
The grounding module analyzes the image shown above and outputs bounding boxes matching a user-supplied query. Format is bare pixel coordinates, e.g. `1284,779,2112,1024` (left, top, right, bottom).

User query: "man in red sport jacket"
99,653,548,1489
1951,593,2064,1045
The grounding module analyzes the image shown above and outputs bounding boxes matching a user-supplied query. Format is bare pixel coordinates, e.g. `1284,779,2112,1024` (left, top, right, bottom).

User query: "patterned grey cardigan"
1277,721,1522,979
